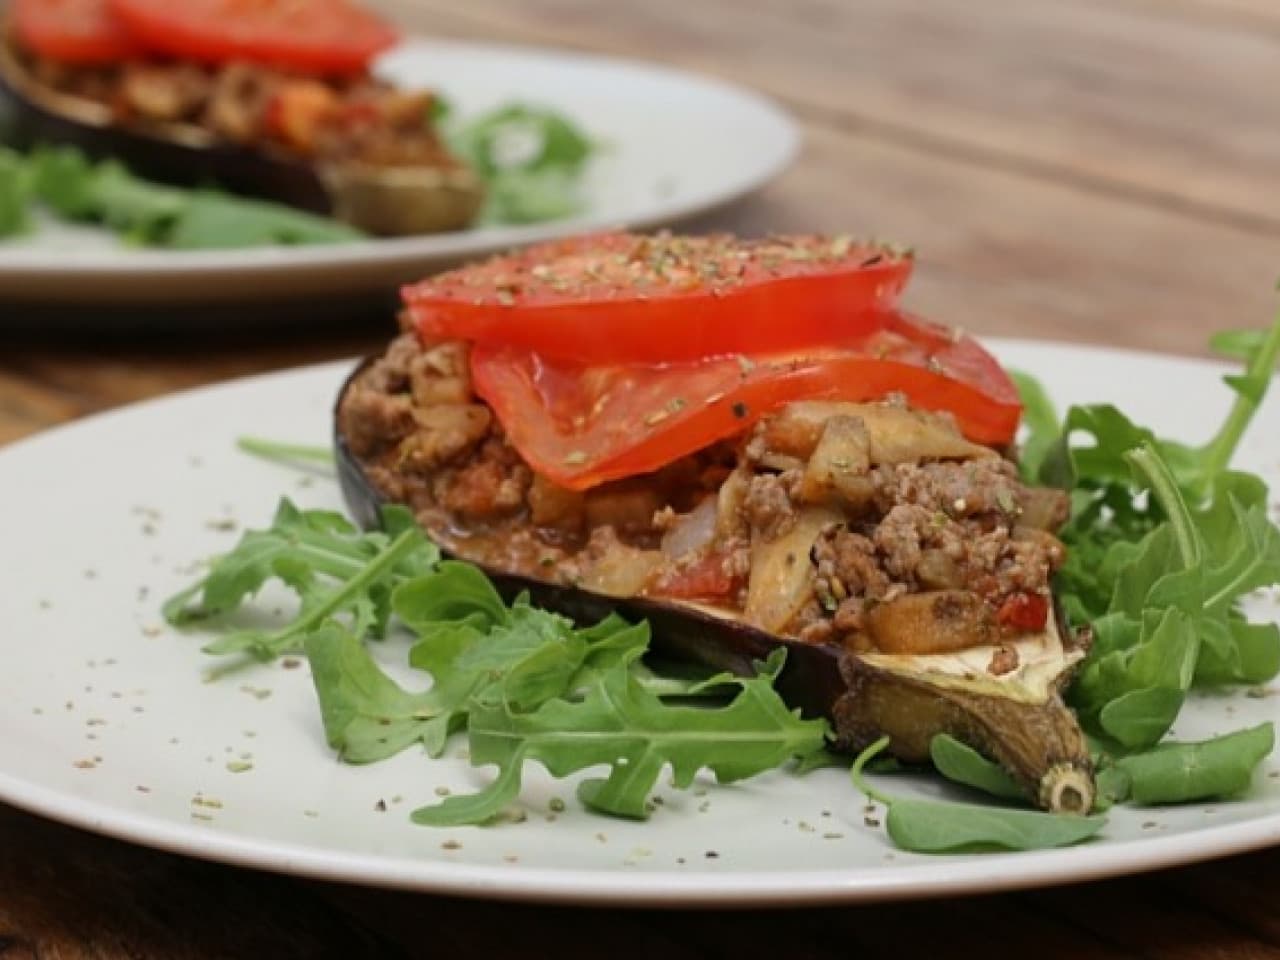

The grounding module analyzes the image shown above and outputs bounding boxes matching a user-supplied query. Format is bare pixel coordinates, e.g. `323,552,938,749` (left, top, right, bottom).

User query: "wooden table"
2,1,1279,956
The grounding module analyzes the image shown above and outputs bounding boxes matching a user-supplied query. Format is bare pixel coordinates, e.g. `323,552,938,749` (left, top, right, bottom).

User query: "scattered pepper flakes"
192,795,223,809
863,816,881,827
503,854,519,864
549,796,566,813
136,785,151,794
434,786,452,797
239,685,273,701
374,799,387,812
73,759,97,770
191,812,215,822
705,850,720,859
731,401,749,419
595,832,608,844
281,658,302,670
304,810,319,818
442,840,463,850
823,832,845,840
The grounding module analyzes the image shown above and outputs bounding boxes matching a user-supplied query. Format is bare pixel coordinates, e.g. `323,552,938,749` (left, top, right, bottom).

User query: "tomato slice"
11,0,142,64
107,0,399,74
471,312,1022,490
996,592,1049,633
405,232,914,364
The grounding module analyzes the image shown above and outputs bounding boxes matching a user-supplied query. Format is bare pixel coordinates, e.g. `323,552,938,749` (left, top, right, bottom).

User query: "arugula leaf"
164,499,439,660
167,191,364,248
448,103,594,225
22,144,363,248
1114,723,1275,805
0,147,32,238
852,738,1106,853
1010,369,1060,484
306,625,451,761
929,735,1023,800
413,648,828,826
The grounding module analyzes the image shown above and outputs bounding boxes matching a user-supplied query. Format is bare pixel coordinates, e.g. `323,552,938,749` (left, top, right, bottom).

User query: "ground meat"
988,644,1020,676
120,63,211,122
812,529,897,602
870,459,1023,519
396,403,491,474
409,341,472,408
362,333,419,393
18,48,455,167
433,439,530,523
741,473,798,540
339,330,1071,647
873,504,927,580
338,388,416,458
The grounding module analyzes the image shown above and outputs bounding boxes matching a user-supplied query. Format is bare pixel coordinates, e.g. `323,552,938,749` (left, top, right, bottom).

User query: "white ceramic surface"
0,39,799,304
0,340,1277,906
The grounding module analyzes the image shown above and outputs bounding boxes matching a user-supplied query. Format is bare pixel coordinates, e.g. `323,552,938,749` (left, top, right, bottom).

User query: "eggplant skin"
334,357,1096,813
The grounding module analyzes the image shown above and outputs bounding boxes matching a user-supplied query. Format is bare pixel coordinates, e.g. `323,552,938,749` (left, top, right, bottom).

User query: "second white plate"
0,38,798,307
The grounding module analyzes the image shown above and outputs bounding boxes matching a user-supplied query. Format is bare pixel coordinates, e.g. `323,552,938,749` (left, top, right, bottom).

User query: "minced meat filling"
339,332,1071,657
15,46,457,168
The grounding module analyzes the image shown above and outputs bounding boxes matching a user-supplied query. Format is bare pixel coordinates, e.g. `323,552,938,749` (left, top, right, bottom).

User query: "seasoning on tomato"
405,232,914,364
470,310,1022,490
11,0,142,64
107,0,399,74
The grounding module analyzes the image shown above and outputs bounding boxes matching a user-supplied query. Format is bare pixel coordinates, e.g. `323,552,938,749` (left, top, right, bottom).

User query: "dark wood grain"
1,0,1278,956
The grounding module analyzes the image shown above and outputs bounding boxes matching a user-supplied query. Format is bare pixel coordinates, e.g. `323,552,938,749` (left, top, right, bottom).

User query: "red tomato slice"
471,312,1022,490
405,232,914,364
996,592,1049,632
107,0,399,74
12,0,141,63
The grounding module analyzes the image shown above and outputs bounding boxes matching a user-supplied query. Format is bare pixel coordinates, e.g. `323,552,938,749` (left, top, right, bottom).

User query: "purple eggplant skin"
0,43,332,212
333,358,1096,812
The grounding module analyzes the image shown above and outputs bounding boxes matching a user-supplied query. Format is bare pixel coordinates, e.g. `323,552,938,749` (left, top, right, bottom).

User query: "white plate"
0,39,798,305
1,339,1278,906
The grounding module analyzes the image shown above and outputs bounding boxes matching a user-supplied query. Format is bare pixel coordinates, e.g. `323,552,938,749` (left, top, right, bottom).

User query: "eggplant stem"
1039,763,1095,814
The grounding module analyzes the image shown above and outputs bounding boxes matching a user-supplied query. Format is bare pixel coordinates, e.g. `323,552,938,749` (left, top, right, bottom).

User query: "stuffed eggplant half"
1,0,483,234
335,232,1096,813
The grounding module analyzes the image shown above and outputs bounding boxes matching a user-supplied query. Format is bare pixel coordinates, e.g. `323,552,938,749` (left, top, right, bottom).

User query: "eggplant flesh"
334,358,1095,814
0,33,485,235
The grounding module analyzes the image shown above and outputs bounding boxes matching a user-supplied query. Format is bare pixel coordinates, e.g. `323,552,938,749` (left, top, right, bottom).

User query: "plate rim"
0,36,800,279
0,337,1276,907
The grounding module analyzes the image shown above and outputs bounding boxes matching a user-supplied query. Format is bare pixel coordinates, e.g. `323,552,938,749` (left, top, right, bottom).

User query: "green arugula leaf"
413,649,828,826
0,147,32,238
852,738,1106,853
305,625,452,761
929,735,1023,800
447,103,594,225
167,191,364,248
1114,723,1274,805
22,144,362,248
165,499,438,660
1010,369,1060,483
